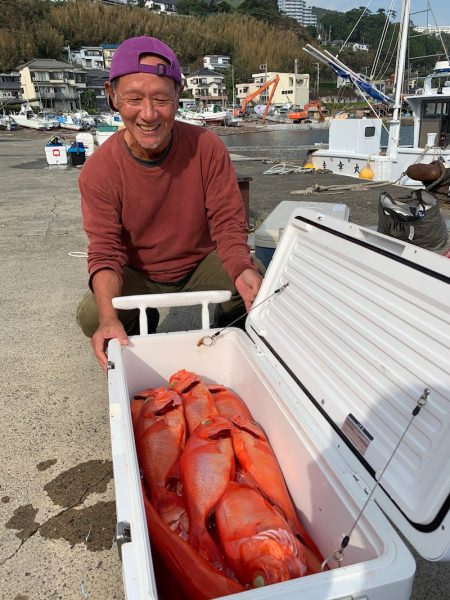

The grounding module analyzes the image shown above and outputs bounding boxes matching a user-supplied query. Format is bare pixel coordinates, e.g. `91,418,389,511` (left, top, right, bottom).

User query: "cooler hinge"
352,471,372,496
116,521,131,560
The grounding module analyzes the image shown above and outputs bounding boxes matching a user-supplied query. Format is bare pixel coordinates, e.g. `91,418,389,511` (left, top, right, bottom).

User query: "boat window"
423,102,442,117
364,126,375,137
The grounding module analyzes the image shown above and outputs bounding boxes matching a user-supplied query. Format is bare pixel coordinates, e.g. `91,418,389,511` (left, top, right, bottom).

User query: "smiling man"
76,37,263,371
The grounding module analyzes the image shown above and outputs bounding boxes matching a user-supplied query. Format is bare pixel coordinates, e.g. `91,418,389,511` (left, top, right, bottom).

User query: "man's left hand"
235,268,263,312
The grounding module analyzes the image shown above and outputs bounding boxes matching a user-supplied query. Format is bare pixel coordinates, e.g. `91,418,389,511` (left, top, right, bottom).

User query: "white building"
144,1,175,14
236,71,310,109
278,0,317,26
185,68,227,107
203,55,230,70
413,25,450,34
69,46,105,70
17,58,86,112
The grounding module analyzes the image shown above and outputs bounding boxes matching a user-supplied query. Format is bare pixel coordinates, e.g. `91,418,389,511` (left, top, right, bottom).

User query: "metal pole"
316,62,320,100
387,0,411,158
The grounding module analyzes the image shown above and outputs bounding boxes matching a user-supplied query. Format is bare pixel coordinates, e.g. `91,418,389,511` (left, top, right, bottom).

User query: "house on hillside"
0,72,22,107
85,69,110,112
18,59,86,112
203,55,230,70
184,68,227,107
236,71,310,109
144,0,175,14
69,47,105,70
101,44,118,71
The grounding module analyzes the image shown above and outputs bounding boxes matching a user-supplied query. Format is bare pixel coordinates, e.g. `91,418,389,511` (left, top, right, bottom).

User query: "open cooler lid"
247,206,450,560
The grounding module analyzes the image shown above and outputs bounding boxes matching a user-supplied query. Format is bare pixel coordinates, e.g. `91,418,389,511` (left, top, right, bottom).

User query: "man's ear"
105,81,118,112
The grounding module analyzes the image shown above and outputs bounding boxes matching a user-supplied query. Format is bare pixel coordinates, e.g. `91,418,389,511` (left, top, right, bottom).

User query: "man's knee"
76,292,99,338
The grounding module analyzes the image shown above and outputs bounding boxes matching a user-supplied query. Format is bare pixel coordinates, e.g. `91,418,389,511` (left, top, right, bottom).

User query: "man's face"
106,56,180,160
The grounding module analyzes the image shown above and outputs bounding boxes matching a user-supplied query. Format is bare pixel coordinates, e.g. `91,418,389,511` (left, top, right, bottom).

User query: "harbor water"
223,125,414,161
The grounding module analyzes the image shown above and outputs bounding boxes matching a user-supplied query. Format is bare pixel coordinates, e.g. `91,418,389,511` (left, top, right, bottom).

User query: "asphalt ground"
0,128,449,599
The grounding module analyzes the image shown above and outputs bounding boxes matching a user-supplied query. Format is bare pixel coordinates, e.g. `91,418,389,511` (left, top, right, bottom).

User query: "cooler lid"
247,207,450,559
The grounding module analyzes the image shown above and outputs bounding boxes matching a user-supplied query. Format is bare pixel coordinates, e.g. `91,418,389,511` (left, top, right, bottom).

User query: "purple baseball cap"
109,36,182,84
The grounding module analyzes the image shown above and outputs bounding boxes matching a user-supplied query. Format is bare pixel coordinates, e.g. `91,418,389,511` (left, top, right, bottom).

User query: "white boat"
57,114,84,131
0,115,17,130
99,112,124,127
304,0,450,186
13,105,55,130
186,104,232,126
37,111,60,129
175,110,206,127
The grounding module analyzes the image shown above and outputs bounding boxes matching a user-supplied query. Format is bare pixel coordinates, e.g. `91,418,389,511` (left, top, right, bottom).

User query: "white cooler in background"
45,144,67,166
255,200,350,267
107,206,450,600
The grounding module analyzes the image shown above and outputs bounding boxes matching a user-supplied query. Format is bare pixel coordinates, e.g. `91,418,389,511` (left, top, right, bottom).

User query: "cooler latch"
116,521,131,560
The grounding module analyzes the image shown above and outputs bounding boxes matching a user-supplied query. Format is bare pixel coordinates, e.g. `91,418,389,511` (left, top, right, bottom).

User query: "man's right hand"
91,317,128,373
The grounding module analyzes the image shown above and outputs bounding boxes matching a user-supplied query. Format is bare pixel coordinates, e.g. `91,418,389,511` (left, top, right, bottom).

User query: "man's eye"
125,98,143,105
154,98,174,107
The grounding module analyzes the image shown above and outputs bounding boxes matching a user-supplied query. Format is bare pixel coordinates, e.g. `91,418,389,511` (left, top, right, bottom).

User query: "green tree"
176,0,209,16
80,89,97,114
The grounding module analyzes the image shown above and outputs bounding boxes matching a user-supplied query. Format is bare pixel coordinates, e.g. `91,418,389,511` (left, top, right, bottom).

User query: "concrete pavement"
0,128,448,599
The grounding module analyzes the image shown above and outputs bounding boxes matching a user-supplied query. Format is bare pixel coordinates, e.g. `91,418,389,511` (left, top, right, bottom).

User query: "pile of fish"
131,369,323,599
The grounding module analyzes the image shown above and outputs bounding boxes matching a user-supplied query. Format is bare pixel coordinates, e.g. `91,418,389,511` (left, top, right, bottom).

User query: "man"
77,36,262,371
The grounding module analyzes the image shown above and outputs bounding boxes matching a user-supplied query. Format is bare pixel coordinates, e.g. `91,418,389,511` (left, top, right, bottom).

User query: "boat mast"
387,0,411,158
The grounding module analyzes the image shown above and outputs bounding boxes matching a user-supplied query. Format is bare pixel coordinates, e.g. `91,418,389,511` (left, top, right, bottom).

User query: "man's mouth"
138,124,159,133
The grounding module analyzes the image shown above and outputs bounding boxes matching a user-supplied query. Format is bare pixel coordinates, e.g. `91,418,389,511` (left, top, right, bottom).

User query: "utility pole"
316,62,320,101
294,58,298,106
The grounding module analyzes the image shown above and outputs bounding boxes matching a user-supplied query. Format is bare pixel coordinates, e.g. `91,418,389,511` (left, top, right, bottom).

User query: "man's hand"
235,268,263,312
91,317,128,373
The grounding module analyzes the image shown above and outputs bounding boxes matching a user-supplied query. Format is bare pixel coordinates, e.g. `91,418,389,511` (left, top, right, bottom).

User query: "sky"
310,1,450,27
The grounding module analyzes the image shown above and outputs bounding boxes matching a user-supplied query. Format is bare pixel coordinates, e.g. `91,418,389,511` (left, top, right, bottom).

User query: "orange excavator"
288,100,324,123
234,75,280,125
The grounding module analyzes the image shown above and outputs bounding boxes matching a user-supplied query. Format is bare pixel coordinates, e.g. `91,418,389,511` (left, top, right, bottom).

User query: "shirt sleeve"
78,156,128,289
202,134,258,283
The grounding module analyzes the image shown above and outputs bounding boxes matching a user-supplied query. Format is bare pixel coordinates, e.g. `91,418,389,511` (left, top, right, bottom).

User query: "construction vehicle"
234,75,280,125
288,100,324,123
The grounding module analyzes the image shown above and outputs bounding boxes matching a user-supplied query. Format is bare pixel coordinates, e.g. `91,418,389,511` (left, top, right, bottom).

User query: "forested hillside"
0,0,448,83
0,0,312,82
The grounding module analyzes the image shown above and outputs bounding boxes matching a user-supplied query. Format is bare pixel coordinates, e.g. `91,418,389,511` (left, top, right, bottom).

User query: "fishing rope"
337,1,374,58
321,388,429,570
197,282,289,347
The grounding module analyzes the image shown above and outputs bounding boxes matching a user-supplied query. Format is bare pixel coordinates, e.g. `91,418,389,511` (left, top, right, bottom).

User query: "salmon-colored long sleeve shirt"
79,122,255,287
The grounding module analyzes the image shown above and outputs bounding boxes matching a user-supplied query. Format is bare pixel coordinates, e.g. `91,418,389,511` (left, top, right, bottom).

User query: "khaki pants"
77,251,262,337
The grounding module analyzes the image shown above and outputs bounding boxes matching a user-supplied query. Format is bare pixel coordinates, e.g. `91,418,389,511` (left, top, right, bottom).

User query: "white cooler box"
45,144,67,165
107,207,450,600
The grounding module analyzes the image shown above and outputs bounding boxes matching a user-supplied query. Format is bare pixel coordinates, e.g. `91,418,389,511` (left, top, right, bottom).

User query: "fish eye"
253,574,265,588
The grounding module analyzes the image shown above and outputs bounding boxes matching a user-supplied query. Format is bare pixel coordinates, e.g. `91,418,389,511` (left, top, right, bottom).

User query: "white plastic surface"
76,132,95,157
107,324,415,599
255,200,350,247
112,290,231,333
328,118,382,154
45,145,67,165
248,206,450,560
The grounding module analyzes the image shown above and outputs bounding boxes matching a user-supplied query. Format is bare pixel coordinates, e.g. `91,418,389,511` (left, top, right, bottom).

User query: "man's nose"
140,98,157,120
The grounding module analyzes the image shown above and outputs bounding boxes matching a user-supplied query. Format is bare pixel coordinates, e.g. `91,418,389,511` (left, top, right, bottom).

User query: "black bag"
377,190,449,251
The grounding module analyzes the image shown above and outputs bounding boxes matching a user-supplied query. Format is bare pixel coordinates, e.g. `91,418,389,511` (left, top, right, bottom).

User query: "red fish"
136,395,186,518
142,484,244,599
134,387,182,442
215,482,307,587
207,384,253,420
181,416,235,572
231,414,323,573
169,370,218,434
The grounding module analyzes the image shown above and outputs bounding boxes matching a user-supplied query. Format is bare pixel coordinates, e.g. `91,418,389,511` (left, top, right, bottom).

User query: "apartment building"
278,0,317,26
236,71,310,109
18,59,86,112
101,44,119,70
184,68,227,107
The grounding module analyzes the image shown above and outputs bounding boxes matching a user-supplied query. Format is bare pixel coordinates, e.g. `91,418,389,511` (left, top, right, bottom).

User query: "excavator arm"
239,75,280,123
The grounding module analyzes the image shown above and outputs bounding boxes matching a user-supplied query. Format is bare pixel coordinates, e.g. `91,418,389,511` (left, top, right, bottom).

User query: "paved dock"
0,129,448,599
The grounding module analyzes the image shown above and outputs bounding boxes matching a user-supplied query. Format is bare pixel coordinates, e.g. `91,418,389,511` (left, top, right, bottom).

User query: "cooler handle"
112,290,232,334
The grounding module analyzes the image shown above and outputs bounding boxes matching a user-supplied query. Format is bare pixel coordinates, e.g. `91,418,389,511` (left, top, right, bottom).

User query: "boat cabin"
406,61,450,149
